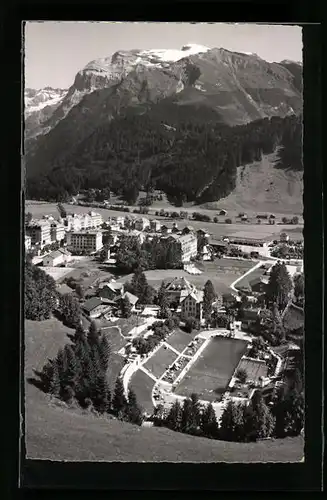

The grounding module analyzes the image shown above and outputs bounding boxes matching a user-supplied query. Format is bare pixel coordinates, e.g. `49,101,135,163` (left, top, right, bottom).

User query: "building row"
25,211,103,251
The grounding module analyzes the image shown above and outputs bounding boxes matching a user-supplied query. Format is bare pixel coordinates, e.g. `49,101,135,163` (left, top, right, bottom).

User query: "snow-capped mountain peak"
138,43,210,63
25,87,67,114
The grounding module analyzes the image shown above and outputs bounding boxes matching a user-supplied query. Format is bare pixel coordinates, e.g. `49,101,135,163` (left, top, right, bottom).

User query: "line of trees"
154,387,304,442
115,235,183,274
25,259,58,320
36,321,143,424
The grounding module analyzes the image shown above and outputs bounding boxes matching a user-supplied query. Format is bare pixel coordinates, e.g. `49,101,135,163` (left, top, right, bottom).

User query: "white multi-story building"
64,214,82,232
150,219,161,232
181,290,204,321
25,235,32,252
26,220,51,248
163,232,197,262
88,211,103,228
67,230,103,253
50,222,65,242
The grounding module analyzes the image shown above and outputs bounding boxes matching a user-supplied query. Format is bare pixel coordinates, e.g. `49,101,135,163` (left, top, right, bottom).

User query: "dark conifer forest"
26,112,302,205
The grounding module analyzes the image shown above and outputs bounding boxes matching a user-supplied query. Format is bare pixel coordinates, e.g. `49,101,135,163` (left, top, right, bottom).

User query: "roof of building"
58,248,71,256
181,290,204,304
121,291,139,305
164,276,194,292
44,250,64,260
82,296,116,312
56,284,73,295
100,280,124,292
69,230,102,235
208,238,228,247
249,275,269,287
82,297,103,312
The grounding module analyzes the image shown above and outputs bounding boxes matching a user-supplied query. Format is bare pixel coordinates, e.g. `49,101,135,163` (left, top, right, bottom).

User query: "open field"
107,353,125,391
101,326,126,353
175,337,247,402
165,330,195,353
129,369,156,414
234,266,267,290
143,347,178,379
237,358,268,382
117,259,253,296
42,266,76,281
111,316,146,337
26,200,303,241
25,317,74,378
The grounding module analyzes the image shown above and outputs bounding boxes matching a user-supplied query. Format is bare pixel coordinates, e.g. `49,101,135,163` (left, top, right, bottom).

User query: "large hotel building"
67,230,103,253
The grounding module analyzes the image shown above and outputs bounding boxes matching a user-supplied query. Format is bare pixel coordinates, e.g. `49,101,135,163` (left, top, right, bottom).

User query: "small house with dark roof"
181,225,194,235
98,280,124,300
116,291,139,312
256,214,268,220
82,296,117,319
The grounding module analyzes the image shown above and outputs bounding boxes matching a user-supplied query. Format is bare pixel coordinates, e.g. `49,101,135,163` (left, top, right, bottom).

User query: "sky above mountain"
24,22,303,89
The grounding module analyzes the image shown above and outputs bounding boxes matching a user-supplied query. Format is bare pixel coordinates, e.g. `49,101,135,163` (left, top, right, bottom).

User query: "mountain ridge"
25,45,302,210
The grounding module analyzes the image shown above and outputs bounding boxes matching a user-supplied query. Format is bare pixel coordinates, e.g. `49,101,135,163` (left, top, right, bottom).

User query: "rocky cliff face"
24,87,67,139
25,45,302,186
25,45,302,141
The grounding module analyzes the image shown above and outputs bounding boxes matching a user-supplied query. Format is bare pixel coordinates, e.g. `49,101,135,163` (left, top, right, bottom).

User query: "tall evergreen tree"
201,402,219,438
219,401,245,442
157,281,169,308
120,296,132,318
266,261,293,310
73,323,86,345
124,389,143,425
60,344,79,401
203,280,216,323
166,400,183,432
59,293,81,328
98,334,111,372
87,320,100,347
92,373,109,413
181,394,201,435
293,273,304,299
250,390,275,440
112,378,128,418
48,359,60,397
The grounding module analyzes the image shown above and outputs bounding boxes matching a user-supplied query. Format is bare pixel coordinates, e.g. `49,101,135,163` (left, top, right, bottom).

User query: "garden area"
161,356,190,383
165,329,196,353
175,337,248,402
236,358,268,383
143,346,178,380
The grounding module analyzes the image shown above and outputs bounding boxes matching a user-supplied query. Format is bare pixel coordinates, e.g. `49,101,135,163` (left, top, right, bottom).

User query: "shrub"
236,368,248,384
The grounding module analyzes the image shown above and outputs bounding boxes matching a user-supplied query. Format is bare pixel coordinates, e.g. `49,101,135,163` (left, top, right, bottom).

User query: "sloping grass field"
175,337,248,402
24,319,303,462
129,370,156,414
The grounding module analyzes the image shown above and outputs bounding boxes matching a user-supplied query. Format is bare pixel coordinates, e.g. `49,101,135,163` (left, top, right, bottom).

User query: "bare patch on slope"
202,150,303,215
